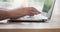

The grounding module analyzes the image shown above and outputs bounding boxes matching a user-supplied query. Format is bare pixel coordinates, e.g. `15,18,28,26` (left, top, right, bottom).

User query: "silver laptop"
9,0,56,22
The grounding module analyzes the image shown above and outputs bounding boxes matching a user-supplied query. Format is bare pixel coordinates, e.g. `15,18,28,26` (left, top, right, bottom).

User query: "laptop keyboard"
17,14,48,20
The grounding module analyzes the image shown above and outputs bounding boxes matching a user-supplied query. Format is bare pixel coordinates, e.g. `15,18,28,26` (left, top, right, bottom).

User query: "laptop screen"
43,0,53,13
42,0,56,19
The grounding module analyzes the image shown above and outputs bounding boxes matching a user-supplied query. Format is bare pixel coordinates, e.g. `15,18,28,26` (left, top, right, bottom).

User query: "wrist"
8,10,26,19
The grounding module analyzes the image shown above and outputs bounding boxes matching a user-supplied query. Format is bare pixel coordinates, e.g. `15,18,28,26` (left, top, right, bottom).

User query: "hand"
22,7,40,16
8,7,41,19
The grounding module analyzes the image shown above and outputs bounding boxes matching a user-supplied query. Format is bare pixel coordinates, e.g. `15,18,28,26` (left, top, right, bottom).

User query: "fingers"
27,7,41,16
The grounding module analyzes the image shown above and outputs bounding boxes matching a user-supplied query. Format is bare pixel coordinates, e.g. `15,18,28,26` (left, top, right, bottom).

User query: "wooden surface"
0,29,60,32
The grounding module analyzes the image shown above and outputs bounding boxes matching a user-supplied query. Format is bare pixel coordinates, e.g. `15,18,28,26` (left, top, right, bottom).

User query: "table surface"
0,0,60,29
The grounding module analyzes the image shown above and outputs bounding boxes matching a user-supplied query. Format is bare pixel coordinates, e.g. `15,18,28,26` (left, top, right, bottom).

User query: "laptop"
9,0,56,22
0,0,55,23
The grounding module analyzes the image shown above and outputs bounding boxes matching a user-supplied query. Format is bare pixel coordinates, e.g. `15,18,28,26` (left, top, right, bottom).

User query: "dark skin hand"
0,7,41,19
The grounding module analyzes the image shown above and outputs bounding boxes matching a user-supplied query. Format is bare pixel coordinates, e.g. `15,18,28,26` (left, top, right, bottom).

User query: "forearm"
8,9,26,19
0,9,25,19
0,10,9,20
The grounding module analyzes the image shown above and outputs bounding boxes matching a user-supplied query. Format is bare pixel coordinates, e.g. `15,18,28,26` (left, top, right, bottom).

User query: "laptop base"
8,19,47,23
